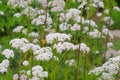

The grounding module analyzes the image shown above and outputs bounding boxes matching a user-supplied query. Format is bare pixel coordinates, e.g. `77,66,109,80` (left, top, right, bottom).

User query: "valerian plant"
0,0,120,80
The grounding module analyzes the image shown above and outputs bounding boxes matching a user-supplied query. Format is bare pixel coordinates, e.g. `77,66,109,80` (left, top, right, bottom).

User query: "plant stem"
43,0,48,39
84,53,87,80
56,12,60,32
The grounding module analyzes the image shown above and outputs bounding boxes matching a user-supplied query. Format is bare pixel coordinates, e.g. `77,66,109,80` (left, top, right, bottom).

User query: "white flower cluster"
85,20,98,28
13,74,19,80
89,55,120,80
107,42,113,48
13,13,22,18
37,9,45,15
28,32,39,38
20,43,41,53
90,0,104,8
35,52,52,61
53,42,76,53
31,15,52,26
70,24,81,31
104,9,109,14
66,9,82,22
48,0,65,12
7,0,28,8
88,29,101,38
13,70,28,80
0,11,4,15
34,47,53,61
59,8,85,23
0,1,2,4
10,38,53,61
53,42,90,54
113,6,120,12
102,28,114,39
59,23,67,31
2,49,14,59
65,59,76,66
22,60,29,66
20,74,28,80
78,0,87,9
10,38,40,53
28,32,40,43
37,0,47,8
32,65,48,78
76,43,90,53
22,28,28,34
32,38,39,44
10,38,29,49
104,16,114,26
96,12,102,17
99,72,114,80
22,6,37,18
14,68,46,80
13,67,48,80
0,59,9,74
46,33,71,44
29,76,40,80
13,26,27,33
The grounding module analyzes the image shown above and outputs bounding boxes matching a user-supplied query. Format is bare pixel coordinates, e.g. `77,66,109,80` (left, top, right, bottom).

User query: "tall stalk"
84,52,87,80
44,0,48,39
75,8,84,80
56,13,60,32
41,0,48,47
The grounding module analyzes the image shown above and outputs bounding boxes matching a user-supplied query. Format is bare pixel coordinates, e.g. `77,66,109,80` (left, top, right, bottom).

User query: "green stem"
43,0,48,39
65,67,68,80
30,52,33,70
56,12,60,32
84,53,87,80
2,73,6,80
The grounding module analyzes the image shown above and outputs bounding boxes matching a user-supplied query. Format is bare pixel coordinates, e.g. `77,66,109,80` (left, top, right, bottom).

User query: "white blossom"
0,11,4,15
48,0,65,12
13,13,22,18
96,12,102,17
32,65,48,78
104,16,114,26
104,10,109,14
76,43,90,53
0,59,9,74
89,55,120,79
10,38,29,49
28,32,39,38
22,60,29,66
13,74,19,80
37,0,47,8
20,74,27,80
2,49,14,59
113,6,120,11
53,42,76,53
46,33,71,44
70,24,81,31
7,0,28,8
29,76,40,80
22,6,37,18
65,59,76,66
31,15,52,25
35,52,53,61
13,26,24,33
88,29,101,38
34,47,53,61
59,23,67,31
